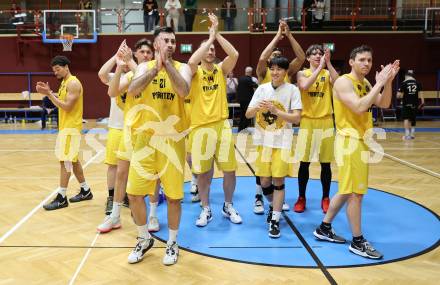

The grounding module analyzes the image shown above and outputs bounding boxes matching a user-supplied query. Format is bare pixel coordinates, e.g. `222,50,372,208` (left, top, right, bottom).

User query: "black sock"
353,235,364,243
320,163,331,199
320,222,331,231
108,188,114,197
298,162,310,198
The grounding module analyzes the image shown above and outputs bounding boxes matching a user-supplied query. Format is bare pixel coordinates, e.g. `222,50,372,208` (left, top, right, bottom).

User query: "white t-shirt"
248,82,302,149
108,97,124,129
106,72,124,130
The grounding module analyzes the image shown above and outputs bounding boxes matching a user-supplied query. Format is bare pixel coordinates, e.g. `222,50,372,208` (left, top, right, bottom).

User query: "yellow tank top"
300,69,333,118
138,60,188,135
190,64,228,128
184,94,192,127
58,75,83,132
261,67,290,84
121,71,145,129
334,74,373,140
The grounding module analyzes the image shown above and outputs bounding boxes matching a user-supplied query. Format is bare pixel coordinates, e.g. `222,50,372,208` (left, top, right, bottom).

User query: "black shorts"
402,105,416,125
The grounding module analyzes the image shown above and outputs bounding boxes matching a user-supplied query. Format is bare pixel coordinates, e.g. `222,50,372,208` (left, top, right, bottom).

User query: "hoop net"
60,34,74,51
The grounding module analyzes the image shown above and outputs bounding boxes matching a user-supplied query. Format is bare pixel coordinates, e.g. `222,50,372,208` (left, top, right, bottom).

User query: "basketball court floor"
0,120,439,284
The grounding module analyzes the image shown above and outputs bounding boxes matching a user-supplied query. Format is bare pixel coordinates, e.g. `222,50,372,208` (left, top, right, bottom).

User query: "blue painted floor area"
150,176,440,268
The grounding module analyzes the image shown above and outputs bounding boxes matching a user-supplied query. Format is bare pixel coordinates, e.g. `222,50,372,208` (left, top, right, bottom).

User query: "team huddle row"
36,14,400,266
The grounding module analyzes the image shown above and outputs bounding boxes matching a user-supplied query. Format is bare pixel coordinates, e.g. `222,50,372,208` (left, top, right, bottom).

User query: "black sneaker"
266,205,273,224
268,220,281,238
43,193,68,211
349,239,383,259
105,196,113,215
313,226,346,243
69,188,93,203
123,194,129,208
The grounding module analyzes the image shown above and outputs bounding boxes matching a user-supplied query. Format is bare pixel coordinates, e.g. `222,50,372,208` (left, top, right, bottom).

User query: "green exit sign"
180,44,192,54
323,42,335,52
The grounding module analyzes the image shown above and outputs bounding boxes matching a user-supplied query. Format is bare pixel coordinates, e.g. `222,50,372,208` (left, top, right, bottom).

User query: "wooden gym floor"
0,120,439,285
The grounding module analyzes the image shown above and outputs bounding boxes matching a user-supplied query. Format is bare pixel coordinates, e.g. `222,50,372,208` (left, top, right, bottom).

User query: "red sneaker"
321,197,330,213
293,197,306,213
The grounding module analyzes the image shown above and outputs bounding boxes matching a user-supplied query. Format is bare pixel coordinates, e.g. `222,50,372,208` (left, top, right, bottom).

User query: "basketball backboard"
42,10,97,43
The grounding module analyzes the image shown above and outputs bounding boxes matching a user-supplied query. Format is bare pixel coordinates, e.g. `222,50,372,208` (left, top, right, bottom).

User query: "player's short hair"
406,69,415,76
350,45,373,60
268,56,289,70
50,55,70,67
134,38,153,52
272,47,283,54
153,26,175,39
306,44,324,57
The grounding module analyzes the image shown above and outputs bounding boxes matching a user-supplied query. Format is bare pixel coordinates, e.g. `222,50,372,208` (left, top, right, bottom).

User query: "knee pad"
273,184,285,191
262,184,274,196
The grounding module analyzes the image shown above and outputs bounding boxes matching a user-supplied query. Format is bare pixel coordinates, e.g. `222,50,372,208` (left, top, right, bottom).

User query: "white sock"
191,174,198,186
405,129,410,136
411,127,415,136
149,202,158,218
80,181,90,191
272,211,281,222
203,205,211,212
110,202,122,219
168,229,178,244
137,224,151,240
57,187,67,198
256,184,263,195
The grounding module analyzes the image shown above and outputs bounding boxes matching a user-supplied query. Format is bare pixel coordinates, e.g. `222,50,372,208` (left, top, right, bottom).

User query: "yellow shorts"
335,135,369,195
255,145,291,178
55,129,81,162
126,134,185,199
295,116,335,163
105,128,123,165
189,119,237,174
117,127,137,162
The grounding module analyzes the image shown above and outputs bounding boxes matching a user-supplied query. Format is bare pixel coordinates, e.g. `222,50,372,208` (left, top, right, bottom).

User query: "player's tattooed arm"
165,61,191,98
127,62,158,97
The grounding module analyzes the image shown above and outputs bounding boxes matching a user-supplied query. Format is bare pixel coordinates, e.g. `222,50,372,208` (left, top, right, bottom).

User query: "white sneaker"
196,207,212,227
253,194,264,214
190,183,197,194
282,202,290,211
97,215,121,233
128,237,154,264
222,203,242,224
147,216,160,232
162,241,179,265
191,191,201,203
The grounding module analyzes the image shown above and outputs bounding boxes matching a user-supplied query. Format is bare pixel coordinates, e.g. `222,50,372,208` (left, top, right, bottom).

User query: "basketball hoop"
60,34,74,51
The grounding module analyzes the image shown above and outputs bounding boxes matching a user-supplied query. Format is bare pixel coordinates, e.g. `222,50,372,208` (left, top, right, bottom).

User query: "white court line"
0,149,104,244
68,233,100,285
372,148,440,179
0,149,53,152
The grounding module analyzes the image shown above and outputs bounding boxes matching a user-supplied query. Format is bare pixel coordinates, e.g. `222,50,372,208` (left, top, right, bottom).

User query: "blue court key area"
149,176,440,268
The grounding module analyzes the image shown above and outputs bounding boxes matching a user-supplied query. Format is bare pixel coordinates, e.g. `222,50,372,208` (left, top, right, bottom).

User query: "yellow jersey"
190,64,228,128
58,75,83,132
137,60,188,136
334,74,373,140
261,67,290,84
300,68,333,118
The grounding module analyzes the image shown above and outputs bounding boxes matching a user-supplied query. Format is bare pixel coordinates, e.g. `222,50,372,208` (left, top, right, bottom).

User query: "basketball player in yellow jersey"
96,39,163,234
293,45,339,214
187,13,241,227
256,20,305,84
36,56,92,211
97,40,137,217
313,46,399,259
125,27,192,266
254,20,305,213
